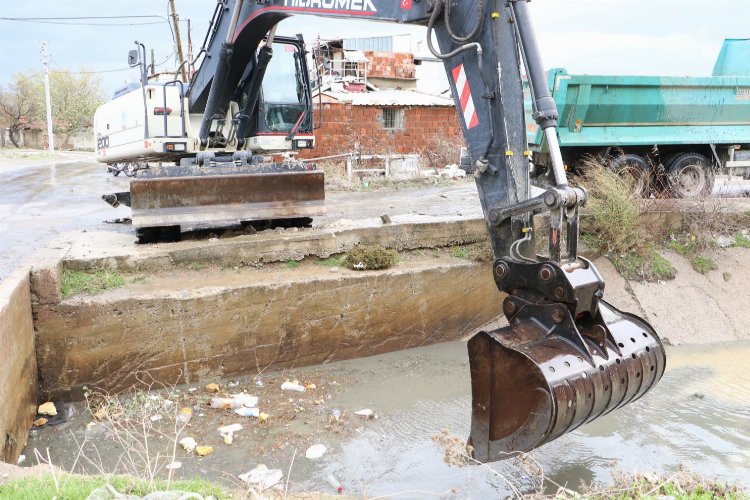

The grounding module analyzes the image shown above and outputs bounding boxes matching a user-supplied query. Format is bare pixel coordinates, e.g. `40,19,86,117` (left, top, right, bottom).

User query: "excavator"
94,0,666,462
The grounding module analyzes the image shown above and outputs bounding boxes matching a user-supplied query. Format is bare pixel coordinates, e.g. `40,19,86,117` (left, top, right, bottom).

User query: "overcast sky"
1,0,748,95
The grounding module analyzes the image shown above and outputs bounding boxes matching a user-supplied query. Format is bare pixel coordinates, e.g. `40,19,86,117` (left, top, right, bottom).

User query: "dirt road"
0,156,480,282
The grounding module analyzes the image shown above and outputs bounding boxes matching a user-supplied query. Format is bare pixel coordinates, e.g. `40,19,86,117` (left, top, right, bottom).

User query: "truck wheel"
607,154,651,198
665,153,714,198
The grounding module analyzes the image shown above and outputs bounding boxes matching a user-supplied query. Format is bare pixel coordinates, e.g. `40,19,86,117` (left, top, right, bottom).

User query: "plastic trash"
355,409,374,418
195,445,213,457
38,402,57,416
230,393,258,408
305,444,327,459
165,461,182,470
327,474,343,493
176,407,192,425
218,423,243,444
239,464,284,490
210,394,258,410
281,381,305,393
179,436,197,452
234,407,260,418
210,397,237,409
218,423,243,434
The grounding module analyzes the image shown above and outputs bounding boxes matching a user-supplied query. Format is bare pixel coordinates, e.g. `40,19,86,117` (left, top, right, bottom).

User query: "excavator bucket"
467,297,666,462
128,166,326,229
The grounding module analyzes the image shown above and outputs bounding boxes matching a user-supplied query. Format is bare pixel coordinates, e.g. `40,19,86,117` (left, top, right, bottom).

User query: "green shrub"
61,270,125,298
691,256,718,274
732,233,750,248
581,158,649,257
344,246,398,270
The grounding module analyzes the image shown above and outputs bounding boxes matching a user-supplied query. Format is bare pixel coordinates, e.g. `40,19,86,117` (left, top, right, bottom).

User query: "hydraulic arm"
189,0,667,462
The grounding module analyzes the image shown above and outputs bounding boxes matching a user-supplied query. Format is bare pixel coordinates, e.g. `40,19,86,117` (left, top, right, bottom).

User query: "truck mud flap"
467,298,666,462
128,170,326,228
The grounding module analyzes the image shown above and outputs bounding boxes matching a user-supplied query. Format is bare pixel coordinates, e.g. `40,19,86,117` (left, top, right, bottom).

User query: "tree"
42,70,106,146
0,69,105,148
0,75,37,148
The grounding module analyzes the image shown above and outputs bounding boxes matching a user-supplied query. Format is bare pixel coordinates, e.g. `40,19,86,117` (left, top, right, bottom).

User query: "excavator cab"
236,35,315,153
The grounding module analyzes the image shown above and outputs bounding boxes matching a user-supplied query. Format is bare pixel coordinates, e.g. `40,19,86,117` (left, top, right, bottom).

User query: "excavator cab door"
244,36,315,153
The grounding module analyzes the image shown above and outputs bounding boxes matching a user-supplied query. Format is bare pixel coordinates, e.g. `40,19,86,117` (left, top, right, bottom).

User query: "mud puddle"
23,340,750,496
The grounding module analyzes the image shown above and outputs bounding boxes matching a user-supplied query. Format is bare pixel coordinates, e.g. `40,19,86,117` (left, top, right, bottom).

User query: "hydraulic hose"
445,0,485,44
426,3,482,61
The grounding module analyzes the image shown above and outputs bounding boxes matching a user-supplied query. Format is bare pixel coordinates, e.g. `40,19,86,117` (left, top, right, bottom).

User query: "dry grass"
80,377,195,489
582,157,650,256
580,158,675,281
582,469,746,499
432,430,745,499
419,135,465,171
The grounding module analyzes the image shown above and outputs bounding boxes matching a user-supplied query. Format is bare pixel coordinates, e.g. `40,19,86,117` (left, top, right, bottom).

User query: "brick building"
299,37,463,167
301,90,461,160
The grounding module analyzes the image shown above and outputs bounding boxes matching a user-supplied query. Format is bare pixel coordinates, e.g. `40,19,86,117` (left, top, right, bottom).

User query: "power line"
1,15,169,21
0,15,174,39
1,19,164,26
45,51,176,75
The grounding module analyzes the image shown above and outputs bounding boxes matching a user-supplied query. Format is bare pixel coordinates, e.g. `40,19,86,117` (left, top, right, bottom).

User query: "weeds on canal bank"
61,269,125,298
432,429,746,499
344,245,398,270
0,474,229,500
577,159,750,281
580,159,676,281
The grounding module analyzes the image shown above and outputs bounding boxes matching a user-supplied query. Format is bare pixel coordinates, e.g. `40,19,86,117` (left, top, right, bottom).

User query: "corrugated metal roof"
343,36,393,52
321,89,453,107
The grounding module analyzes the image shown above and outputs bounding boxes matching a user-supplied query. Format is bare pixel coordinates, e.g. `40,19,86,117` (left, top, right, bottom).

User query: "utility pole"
40,41,54,152
187,18,194,79
169,0,188,82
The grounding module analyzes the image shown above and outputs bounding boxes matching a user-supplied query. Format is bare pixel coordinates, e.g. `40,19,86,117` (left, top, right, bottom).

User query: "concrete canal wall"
0,268,38,464
34,258,498,401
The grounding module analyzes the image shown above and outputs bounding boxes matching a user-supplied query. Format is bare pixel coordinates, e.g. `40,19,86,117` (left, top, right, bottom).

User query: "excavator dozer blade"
467,299,666,462
129,170,326,228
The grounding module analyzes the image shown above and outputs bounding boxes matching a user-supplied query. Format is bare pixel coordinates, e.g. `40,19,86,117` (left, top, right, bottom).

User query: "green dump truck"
528,38,750,197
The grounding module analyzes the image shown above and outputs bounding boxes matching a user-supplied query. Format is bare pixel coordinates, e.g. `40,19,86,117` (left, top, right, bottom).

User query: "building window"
381,108,404,130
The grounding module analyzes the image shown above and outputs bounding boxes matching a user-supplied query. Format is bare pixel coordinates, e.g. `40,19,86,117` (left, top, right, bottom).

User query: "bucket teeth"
467,299,666,462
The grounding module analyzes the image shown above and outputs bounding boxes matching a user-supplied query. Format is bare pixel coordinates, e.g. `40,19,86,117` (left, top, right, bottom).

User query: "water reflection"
298,341,750,496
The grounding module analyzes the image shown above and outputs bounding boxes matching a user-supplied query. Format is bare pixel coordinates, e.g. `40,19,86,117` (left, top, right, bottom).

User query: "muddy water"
283,340,750,497
23,340,750,496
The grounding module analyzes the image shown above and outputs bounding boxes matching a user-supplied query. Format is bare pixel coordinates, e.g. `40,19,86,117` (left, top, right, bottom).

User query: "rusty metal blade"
129,170,326,228
467,299,666,462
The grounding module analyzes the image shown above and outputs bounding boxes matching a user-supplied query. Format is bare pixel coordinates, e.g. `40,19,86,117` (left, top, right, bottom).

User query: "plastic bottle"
210,397,239,409
281,381,306,393
234,407,260,417
327,474,343,494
